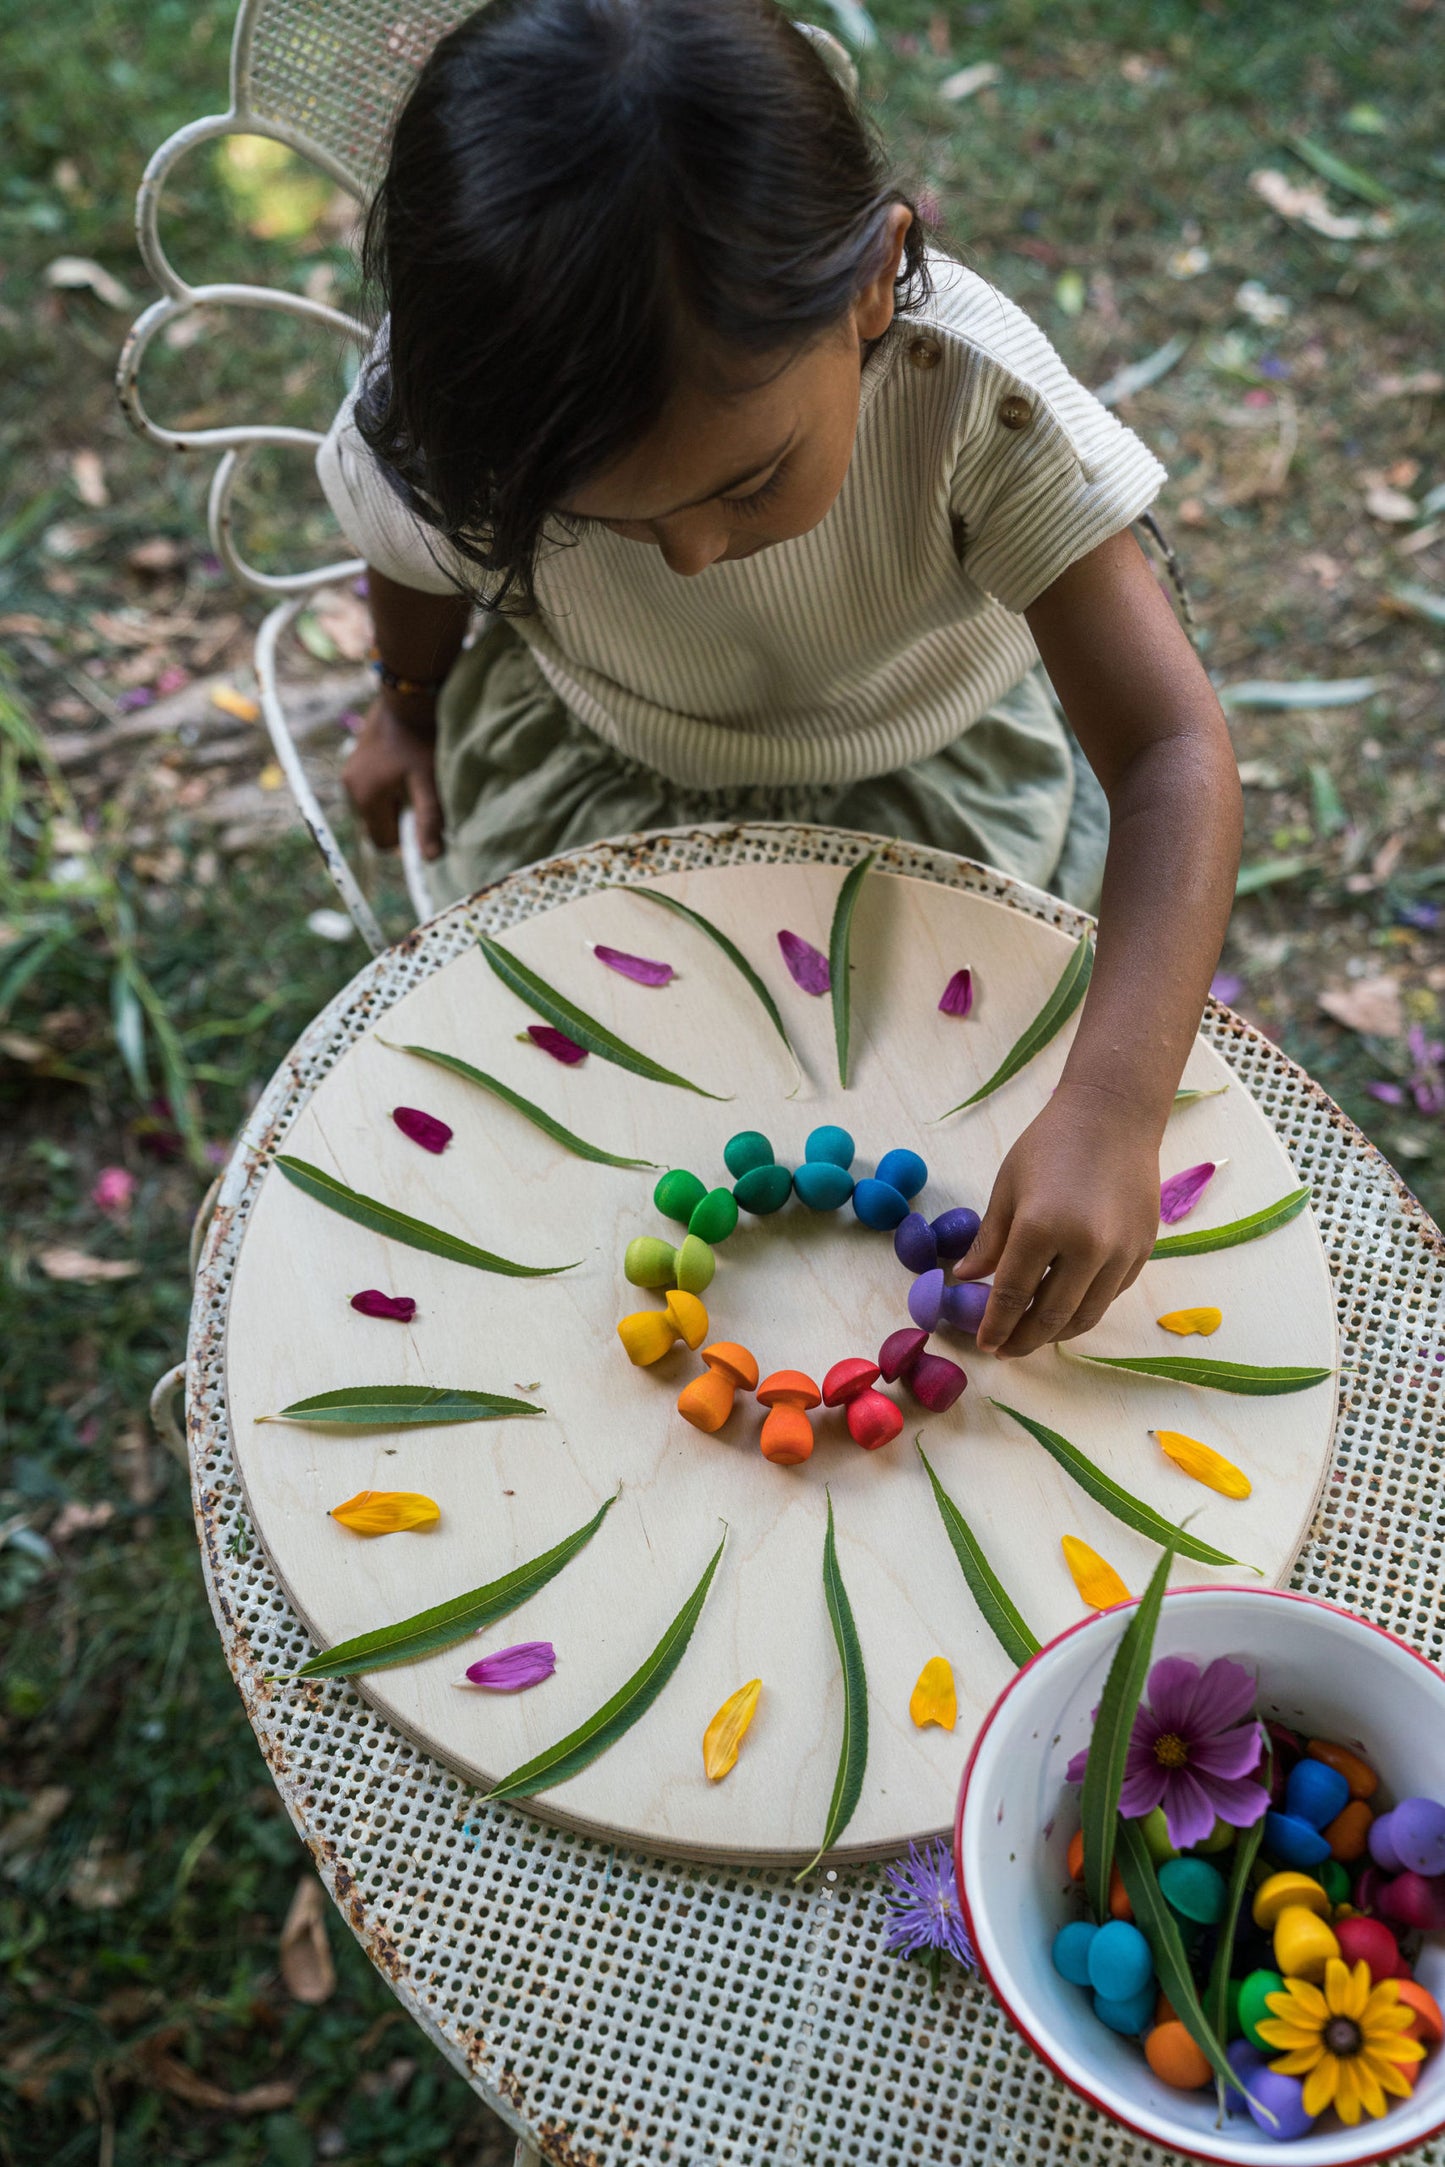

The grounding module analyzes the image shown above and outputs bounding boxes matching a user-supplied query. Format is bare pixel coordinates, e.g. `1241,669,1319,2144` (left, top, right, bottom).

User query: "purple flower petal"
525,1024,587,1065
459,1641,556,1692
592,943,674,988
1368,1081,1407,1106
777,930,830,995
393,1105,453,1153
1210,972,1243,1006
1159,1160,1219,1225
1194,1771,1273,1828
351,1289,417,1323
939,968,974,1018
1117,1762,1169,1820
1065,1745,1090,1785
1142,1655,1202,1735
1177,1655,1258,1737
1187,1723,1265,1782
1159,1767,1221,1851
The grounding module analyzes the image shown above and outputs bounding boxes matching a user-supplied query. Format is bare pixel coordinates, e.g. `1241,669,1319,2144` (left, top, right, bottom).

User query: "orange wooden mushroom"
677,1342,759,1433
756,1369,821,1465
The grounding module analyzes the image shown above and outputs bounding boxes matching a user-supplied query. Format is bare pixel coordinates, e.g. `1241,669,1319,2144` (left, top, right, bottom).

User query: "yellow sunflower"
1256,1958,1425,2125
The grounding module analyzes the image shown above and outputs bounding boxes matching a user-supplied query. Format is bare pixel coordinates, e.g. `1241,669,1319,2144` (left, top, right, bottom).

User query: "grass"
3,0,1443,2160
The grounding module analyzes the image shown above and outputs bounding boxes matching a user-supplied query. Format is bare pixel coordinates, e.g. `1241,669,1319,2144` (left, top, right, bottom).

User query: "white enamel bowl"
954,1586,1445,2165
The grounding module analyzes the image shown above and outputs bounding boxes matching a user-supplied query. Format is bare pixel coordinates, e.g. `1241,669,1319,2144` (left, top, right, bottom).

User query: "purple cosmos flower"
939,968,975,1018
777,930,831,995
883,1840,975,1980
1368,1081,1407,1107
350,1289,417,1323
524,1023,587,1065
393,1105,453,1153
1067,1656,1268,1850
1159,1160,1220,1225
457,1641,556,1692
1407,1025,1445,1118
1210,972,1243,1007
591,943,674,987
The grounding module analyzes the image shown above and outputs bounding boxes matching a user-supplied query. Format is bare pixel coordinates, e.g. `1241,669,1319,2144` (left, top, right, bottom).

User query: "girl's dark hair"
355,0,930,611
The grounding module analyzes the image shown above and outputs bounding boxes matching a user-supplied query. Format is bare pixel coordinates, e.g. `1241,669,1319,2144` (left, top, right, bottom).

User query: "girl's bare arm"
344,567,473,859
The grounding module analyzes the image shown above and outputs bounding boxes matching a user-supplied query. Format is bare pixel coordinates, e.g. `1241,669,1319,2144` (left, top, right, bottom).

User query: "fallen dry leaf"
210,683,261,723
1318,975,1405,1039
127,535,184,574
114,1420,158,1508
70,450,108,509
279,1874,337,2005
0,1031,48,1065
49,1500,116,1542
66,1837,141,1911
44,254,134,309
38,1247,141,1284
135,2026,297,2114
0,1787,72,1865
1365,484,1420,524
1249,168,1392,240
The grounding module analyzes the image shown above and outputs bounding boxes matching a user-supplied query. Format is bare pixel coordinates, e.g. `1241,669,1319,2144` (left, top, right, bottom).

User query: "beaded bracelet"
616,1125,990,1466
368,645,450,698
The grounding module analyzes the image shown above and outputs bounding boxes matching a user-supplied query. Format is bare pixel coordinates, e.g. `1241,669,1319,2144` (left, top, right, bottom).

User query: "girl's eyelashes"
720,460,788,515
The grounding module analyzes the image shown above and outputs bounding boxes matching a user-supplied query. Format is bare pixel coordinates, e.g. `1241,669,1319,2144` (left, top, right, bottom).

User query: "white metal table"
187,823,1445,2166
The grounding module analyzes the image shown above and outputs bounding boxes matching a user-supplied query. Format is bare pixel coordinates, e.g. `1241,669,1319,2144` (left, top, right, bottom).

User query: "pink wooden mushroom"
821,1358,904,1451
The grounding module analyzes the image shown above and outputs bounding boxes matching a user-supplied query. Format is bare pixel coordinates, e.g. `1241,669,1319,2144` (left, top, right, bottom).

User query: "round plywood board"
225,858,1336,1864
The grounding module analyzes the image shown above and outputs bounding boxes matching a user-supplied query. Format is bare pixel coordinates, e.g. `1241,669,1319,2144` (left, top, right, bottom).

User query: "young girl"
318,0,1243,1364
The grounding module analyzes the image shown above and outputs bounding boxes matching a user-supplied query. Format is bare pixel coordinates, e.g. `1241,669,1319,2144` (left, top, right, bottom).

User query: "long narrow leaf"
478,936,728,1099
937,933,1092,1117
989,1400,1256,1571
291,1495,616,1678
1081,1536,1175,1922
386,1042,657,1168
797,1492,868,1878
1172,1084,1228,1108
262,1384,542,1427
275,1155,576,1277
620,888,803,1088
916,1439,1039,1667
1287,134,1395,208
829,849,878,1089
1151,1184,1310,1257
1208,1755,1272,2114
486,1530,726,1799
1117,1821,1250,2102
1069,1352,1332,1397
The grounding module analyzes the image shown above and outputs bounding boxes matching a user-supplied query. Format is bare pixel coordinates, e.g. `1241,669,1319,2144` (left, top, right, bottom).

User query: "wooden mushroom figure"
756,1369,822,1465
677,1342,759,1433
821,1357,904,1450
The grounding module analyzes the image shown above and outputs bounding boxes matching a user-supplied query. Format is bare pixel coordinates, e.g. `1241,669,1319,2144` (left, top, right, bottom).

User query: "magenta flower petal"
592,943,674,988
1065,1745,1090,1785
525,1023,587,1065
1142,1656,1201,1735
1368,1081,1407,1106
1118,1762,1169,1821
777,930,831,995
1195,1771,1272,1828
1187,1723,1265,1783
393,1105,453,1154
1159,1160,1219,1225
1177,1656,1258,1736
939,967,974,1018
350,1289,417,1323
1158,1767,1220,1851
460,1641,556,1691
1210,972,1243,1005
91,1166,136,1216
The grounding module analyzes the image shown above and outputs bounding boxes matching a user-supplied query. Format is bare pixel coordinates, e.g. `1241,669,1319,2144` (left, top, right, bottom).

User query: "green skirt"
430,620,1108,913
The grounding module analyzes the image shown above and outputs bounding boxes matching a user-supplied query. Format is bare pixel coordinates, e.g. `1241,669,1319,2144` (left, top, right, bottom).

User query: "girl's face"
562,207,912,578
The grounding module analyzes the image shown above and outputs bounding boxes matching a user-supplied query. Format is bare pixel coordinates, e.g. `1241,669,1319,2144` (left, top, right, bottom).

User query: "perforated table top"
189,824,1445,2165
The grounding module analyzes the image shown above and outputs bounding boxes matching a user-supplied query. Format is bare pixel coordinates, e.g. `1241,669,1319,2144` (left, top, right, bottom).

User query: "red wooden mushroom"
821,1357,904,1451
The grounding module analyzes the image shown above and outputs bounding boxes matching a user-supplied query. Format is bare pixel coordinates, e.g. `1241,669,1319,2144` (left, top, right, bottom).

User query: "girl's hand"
954,1083,1161,1358
343,694,445,860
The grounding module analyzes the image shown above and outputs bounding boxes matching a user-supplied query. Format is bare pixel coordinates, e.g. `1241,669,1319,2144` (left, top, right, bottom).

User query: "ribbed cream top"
316,254,1166,789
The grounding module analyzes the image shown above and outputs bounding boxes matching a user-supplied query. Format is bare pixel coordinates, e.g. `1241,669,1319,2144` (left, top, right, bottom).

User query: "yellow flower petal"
1338,1957,1370,2021
909,1656,957,1731
1333,2056,1362,2126
1157,1306,1223,1337
1258,2022,1321,2052
1269,2047,1324,2076
1366,2051,1420,2097
1353,2062,1388,2121
1060,1534,1131,1610
1271,1978,1328,2024
1151,1429,1253,1500
702,1678,762,1781
329,1489,440,1536
1302,2059,1339,2119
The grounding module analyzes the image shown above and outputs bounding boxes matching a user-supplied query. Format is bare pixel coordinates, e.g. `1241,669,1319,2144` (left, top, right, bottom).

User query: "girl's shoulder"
909,249,1067,390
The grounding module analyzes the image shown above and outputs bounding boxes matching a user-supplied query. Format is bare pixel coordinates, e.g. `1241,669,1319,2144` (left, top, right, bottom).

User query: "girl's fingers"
990,1249,1101,1360
1056,1260,1132,1343
975,1221,1058,1355
408,761,445,861
954,1189,1012,1283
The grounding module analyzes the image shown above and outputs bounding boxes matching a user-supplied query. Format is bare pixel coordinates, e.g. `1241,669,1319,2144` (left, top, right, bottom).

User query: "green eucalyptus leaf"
620,888,803,1088
1072,1352,1332,1396
291,1495,616,1679
486,1529,726,1800
829,849,878,1089
989,1400,1257,1570
263,1384,542,1427
937,932,1093,1117
386,1042,657,1168
797,1491,869,1879
1151,1184,1311,1257
275,1155,577,1276
478,935,728,1099
1080,1535,1175,1923
1116,1821,1251,2102
916,1439,1039,1668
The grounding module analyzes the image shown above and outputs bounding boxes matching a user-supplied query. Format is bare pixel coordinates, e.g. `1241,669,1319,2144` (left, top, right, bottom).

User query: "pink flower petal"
350,1289,417,1323
777,930,831,995
591,943,674,987
91,1166,136,1216
1159,1159,1219,1225
459,1641,556,1692
1368,1081,1407,1106
393,1105,453,1153
524,1024,587,1065
939,968,974,1018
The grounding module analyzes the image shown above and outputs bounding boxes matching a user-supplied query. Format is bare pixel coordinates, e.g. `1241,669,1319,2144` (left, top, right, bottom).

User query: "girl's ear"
853,204,914,343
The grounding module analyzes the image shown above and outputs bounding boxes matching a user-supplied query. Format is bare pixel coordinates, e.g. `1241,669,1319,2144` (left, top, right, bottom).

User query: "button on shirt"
316,253,1166,790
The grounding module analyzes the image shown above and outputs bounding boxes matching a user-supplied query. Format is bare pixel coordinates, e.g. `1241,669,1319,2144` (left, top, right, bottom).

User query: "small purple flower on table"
1066,1655,1269,1850
777,930,830,995
456,1641,557,1692
524,1023,588,1065
939,968,974,1019
392,1105,453,1153
1159,1160,1219,1225
351,1289,417,1323
883,1839,975,1993
591,943,675,987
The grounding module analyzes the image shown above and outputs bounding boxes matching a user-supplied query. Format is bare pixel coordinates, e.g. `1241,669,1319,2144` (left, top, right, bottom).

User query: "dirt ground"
2,1,1442,2160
